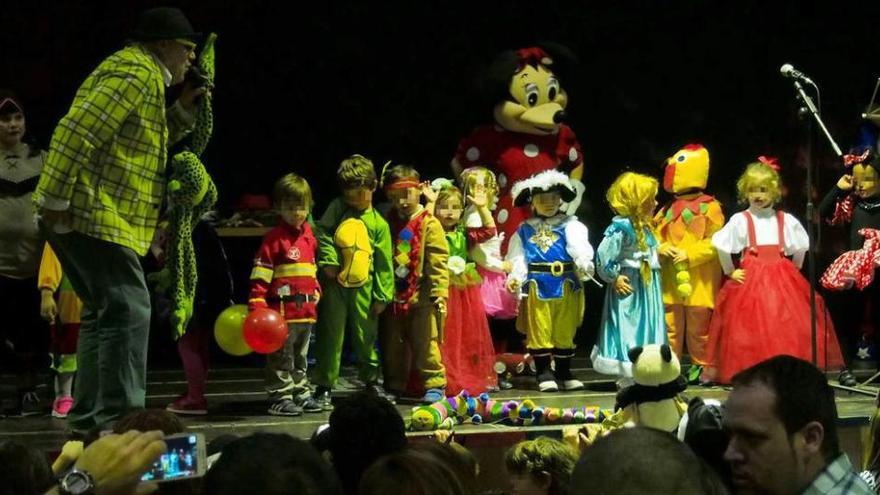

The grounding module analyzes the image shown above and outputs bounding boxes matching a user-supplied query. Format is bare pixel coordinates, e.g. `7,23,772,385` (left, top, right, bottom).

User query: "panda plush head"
628,344,681,387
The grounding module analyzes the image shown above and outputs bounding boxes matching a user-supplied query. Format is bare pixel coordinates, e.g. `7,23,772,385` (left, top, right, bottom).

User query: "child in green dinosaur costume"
151,33,219,339
303,155,395,412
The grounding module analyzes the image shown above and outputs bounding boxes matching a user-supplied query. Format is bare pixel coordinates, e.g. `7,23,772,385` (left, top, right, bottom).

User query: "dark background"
5,0,880,361
7,0,880,214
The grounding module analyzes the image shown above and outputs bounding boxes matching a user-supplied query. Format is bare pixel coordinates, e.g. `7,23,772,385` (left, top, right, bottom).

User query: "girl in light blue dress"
592,172,667,377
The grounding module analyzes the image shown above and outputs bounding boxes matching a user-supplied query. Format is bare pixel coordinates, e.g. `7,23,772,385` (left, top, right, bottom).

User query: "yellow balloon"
214,304,253,356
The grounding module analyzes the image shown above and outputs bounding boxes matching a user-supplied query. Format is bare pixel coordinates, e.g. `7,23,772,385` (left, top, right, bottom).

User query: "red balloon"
242,308,289,354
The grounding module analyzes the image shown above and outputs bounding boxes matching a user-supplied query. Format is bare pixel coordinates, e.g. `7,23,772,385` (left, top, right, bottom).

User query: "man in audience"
724,355,871,494
46,430,167,495
570,427,726,494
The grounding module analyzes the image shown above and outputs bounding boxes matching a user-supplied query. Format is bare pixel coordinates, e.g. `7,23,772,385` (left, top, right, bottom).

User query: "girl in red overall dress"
704,158,843,384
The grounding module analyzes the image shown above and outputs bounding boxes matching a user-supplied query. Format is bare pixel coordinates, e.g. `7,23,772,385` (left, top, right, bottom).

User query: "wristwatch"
59,468,95,495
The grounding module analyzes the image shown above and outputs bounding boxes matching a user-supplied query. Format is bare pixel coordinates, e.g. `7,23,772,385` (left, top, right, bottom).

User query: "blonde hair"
505,437,578,495
606,172,658,282
273,173,312,210
736,162,782,206
436,185,464,208
458,167,499,206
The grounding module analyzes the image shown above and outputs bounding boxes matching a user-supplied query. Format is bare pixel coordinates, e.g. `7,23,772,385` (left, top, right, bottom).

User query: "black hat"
129,7,200,42
511,169,577,207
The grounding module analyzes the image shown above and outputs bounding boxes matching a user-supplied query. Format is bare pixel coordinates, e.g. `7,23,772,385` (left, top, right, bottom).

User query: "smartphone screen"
141,433,205,482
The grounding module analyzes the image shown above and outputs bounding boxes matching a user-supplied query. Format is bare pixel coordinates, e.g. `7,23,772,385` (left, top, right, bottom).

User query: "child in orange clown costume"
38,244,83,418
380,164,449,403
653,144,724,381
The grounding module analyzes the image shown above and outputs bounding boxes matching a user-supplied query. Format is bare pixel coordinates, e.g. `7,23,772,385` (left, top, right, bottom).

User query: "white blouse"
711,206,809,274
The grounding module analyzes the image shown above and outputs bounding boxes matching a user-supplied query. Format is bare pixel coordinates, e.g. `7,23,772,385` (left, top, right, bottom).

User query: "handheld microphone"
780,64,814,85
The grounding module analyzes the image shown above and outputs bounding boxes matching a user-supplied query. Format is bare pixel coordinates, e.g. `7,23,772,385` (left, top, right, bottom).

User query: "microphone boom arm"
793,80,843,157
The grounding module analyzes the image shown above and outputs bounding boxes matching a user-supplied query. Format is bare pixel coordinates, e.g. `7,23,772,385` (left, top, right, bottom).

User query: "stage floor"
2,361,877,451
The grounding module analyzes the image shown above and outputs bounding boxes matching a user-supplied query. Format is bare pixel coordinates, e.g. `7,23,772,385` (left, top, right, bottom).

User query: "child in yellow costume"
381,164,449,403
38,244,83,418
654,144,724,381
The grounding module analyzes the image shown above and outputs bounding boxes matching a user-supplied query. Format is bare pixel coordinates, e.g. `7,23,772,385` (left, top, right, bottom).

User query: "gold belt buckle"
550,261,564,277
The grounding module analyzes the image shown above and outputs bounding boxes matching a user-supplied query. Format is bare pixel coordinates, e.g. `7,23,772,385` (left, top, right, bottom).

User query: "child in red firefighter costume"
451,45,585,254
505,170,595,392
704,158,843,384
819,147,880,386
248,173,321,416
654,144,724,381
380,164,449,403
429,179,497,395
38,244,82,418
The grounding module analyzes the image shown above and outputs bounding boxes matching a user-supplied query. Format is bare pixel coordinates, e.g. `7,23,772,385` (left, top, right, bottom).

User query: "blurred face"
723,383,810,495
533,191,561,217
0,111,25,148
278,199,309,229
746,184,774,209
468,176,490,205
853,164,879,199
156,39,196,84
342,186,374,211
436,195,463,230
387,185,421,217
509,472,549,495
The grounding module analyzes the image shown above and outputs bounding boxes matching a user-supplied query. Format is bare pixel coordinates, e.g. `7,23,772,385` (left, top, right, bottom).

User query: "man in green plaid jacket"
34,7,207,432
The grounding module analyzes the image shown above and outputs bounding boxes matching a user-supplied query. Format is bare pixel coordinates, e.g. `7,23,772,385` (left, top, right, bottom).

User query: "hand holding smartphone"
140,432,207,483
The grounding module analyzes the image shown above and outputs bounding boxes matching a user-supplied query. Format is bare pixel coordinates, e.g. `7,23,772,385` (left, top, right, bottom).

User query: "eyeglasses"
175,39,197,54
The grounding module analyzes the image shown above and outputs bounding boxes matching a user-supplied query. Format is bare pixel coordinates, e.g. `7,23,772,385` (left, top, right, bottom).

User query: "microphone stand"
789,79,841,368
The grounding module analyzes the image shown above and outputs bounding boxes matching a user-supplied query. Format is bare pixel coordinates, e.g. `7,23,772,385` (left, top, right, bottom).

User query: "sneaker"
498,377,514,390
307,390,333,412
19,391,44,417
166,395,208,416
421,388,446,404
838,369,858,388
301,395,324,413
52,396,74,419
559,379,584,391
686,365,704,385
538,380,559,392
268,399,303,417
365,383,396,405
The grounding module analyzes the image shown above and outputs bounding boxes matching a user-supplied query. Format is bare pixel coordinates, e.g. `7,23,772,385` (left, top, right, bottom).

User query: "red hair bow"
843,149,871,168
758,155,781,172
516,47,552,68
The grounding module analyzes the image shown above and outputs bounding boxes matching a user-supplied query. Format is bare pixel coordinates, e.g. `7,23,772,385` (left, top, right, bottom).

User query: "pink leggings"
177,325,210,400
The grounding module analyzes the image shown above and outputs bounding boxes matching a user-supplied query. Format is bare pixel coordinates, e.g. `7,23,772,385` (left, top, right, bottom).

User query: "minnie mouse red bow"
516,47,552,67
